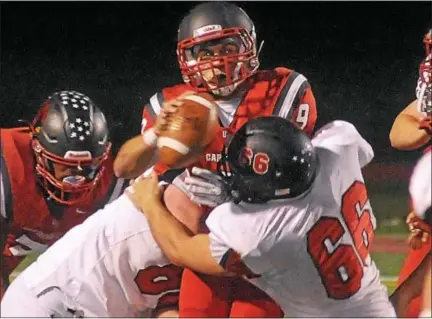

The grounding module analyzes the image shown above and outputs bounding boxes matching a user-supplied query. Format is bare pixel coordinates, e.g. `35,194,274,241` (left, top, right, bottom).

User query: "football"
157,92,219,168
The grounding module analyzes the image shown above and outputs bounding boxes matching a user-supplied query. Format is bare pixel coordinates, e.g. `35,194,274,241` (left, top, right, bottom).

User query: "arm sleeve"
312,120,374,168
290,86,317,136
141,92,164,134
272,71,317,136
205,204,257,270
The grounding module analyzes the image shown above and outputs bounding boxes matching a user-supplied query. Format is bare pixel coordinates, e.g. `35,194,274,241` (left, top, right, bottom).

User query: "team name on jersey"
204,129,231,163
205,153,223,163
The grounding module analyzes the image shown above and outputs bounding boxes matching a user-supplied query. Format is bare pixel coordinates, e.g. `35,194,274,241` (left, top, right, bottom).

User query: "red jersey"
141,67,317,175
0,127,127,297
136,67,317,316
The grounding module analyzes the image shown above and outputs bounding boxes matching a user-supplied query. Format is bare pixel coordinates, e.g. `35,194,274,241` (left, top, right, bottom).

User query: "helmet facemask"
29,102,111,205
31,137,110,205
177,27,260,97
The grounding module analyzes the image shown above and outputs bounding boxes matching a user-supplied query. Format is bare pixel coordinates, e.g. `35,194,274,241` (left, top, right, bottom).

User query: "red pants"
179,268,284,318
397,236,431,318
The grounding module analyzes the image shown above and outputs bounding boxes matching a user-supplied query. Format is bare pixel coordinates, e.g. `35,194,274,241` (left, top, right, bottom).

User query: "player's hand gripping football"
153,91,195,135
406,211,431,250
172,167,233,208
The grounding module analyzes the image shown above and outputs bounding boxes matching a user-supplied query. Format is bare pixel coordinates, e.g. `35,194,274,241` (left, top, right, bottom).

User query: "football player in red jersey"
114,2,318,317
388,24,432,318
0,91,127,299
114,1,317,180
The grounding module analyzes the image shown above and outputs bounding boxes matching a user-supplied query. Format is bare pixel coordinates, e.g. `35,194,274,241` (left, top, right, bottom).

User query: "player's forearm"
389,114,431,150
113,135,157,179
142,203,226,276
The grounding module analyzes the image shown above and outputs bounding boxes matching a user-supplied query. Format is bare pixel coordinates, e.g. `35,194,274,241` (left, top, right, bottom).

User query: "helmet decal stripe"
275,73,307,119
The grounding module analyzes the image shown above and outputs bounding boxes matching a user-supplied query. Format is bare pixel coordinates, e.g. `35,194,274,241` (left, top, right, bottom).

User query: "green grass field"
371,252,405,294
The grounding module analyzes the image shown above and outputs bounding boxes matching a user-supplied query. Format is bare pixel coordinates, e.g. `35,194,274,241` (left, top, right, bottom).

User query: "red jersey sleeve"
291,87,317,137
272,70,317,137
141,92,165,135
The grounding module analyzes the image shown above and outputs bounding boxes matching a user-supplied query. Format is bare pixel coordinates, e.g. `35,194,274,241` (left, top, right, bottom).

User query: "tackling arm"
129,174,240,276
138,199,227,276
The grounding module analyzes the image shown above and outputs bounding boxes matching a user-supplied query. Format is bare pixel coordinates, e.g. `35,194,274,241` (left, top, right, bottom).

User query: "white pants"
1,274,82,317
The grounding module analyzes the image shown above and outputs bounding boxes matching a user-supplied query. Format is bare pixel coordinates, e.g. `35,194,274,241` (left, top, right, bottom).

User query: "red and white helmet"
176,2,262,97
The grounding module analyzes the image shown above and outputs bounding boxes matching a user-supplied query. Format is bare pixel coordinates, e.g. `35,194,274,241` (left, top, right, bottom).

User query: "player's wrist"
142,128,158,149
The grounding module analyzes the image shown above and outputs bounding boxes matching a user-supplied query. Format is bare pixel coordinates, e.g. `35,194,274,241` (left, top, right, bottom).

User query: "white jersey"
17,194,181,317
206,121,395,317
409,150,431,220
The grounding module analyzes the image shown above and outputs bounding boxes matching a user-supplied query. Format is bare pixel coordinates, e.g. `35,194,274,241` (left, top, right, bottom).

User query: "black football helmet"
30,91,111,205
177,2,262,96
218,116,318,204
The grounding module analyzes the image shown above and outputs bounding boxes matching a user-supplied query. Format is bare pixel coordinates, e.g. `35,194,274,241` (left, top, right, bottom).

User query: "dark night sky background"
0,1,431,163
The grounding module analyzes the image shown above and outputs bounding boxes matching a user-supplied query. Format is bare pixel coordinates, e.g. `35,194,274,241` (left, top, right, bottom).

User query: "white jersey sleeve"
312,120,374,168
206,203,256,266
207,203,248,263
206,202,283,276
409,150,431,220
